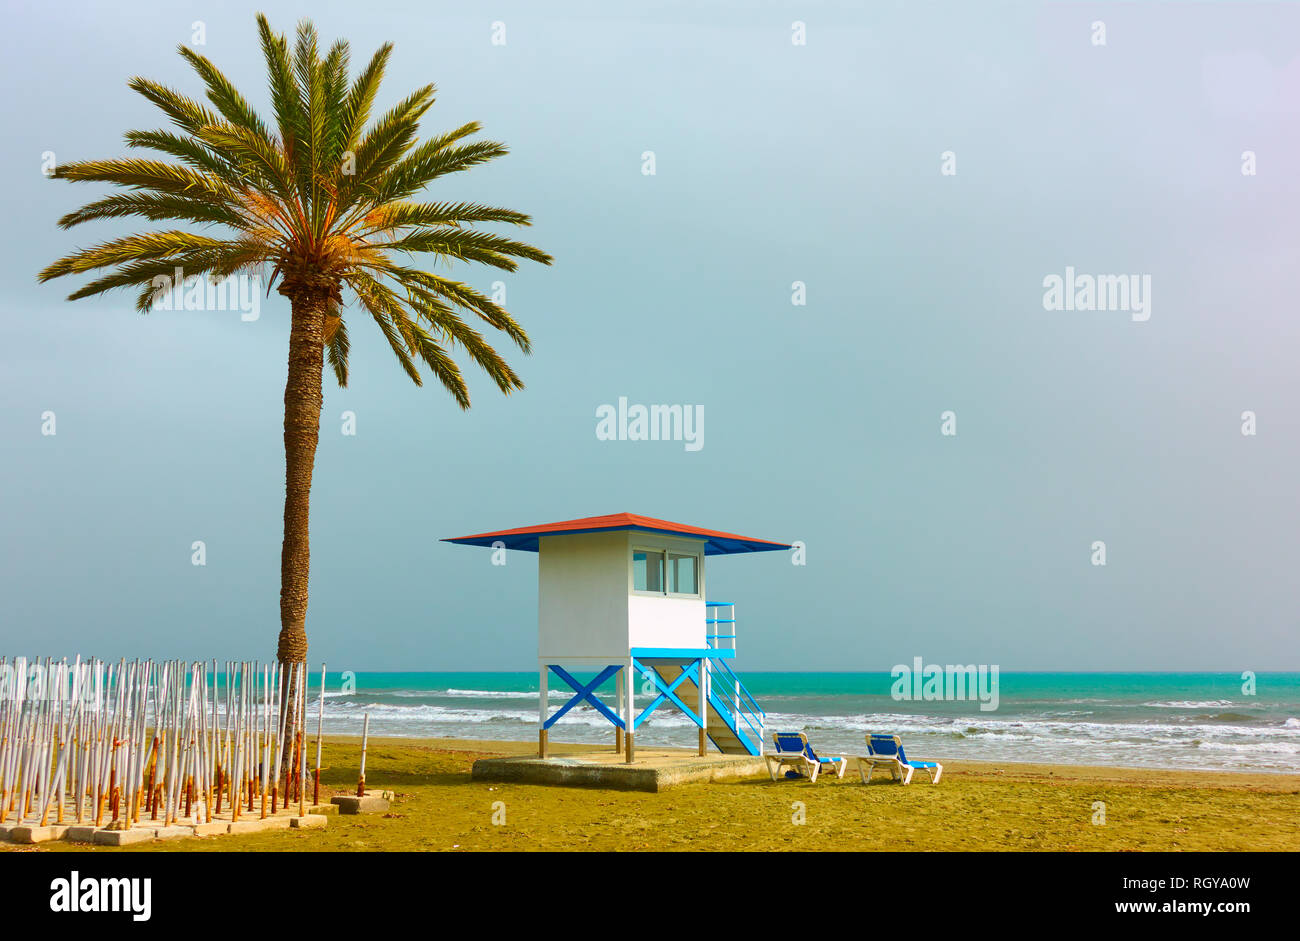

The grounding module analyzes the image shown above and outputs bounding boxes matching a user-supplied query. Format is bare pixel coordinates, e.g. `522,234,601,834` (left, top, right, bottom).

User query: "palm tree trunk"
277,286,327,761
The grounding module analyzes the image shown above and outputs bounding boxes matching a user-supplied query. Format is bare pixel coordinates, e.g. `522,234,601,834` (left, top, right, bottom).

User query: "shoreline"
326,734,1300,792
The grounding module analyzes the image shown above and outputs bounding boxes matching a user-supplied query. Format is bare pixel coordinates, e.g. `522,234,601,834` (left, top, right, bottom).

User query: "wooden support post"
699,658,709,756
624,658,635,763
538,729,548,759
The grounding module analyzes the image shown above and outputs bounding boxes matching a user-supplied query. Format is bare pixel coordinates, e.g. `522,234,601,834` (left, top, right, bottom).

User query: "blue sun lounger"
766,732,847,782
858,733,942,784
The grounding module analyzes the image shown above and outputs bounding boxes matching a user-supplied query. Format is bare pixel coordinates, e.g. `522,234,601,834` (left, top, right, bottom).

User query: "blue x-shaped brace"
543,664,625,730
630,658,703,731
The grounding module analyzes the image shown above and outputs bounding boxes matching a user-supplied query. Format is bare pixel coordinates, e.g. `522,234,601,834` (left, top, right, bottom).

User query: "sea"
315,671,1300,773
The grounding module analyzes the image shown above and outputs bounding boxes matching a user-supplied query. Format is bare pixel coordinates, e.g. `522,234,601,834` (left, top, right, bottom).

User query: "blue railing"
702,601,765,753
706,658,765,753
705,601,737,650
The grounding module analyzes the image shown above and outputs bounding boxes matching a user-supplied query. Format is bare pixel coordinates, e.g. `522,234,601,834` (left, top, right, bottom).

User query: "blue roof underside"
442,525,790,555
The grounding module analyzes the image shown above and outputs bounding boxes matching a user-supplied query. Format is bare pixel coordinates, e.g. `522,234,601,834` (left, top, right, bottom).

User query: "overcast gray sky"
2,1,1297,671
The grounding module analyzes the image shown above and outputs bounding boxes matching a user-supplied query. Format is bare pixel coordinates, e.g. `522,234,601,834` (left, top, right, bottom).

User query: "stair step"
647,663,761,756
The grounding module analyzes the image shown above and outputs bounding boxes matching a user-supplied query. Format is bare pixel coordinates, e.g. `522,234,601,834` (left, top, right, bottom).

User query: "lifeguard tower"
444,513,789,764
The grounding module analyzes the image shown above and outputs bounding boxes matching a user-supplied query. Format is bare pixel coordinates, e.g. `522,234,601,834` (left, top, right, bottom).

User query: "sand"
12,736,1299,852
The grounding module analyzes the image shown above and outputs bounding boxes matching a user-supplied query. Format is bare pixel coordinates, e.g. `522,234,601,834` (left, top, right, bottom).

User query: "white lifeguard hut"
443,513,790,762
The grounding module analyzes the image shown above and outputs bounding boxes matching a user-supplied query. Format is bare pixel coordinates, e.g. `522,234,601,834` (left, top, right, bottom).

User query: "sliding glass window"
668,553,698,595
633,550,664,593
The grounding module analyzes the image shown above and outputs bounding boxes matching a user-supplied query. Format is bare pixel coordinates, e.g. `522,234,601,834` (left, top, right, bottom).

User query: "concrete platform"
471,748,769,792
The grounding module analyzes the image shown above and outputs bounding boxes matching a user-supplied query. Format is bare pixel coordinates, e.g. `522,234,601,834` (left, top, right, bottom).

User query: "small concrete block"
228,819,268,835
152,825,195,840
260,816,291,830
330,795,390,814
9,825,69,844
93,828,154,846
193,822,229,837
66,825,99,843
307,803,338,815
290,814,328,829
0,823,15,842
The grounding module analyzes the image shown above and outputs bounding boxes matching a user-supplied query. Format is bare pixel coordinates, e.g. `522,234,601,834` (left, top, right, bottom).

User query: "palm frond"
338,85,435,202
51,158,241,204
403,316,471,408
292,20,326,225
127,78,221,136
58,192,246,230
319,39,352,171
355,201,531,235
348,271,424,387
325,314,350,386
177,45,274,144
408,294,523,395
55,247,259,307
256,14,305,166
39,231,234,281
381,228,553,269
338,42,392,153
124,129,231,177
374,136,508,204
393,266,530,352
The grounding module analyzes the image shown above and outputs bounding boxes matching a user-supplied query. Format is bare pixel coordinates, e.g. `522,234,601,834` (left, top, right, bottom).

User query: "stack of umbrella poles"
0,657,330,845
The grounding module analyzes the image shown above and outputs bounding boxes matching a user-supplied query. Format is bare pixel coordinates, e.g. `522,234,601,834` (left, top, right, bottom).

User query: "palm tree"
39,16,551,677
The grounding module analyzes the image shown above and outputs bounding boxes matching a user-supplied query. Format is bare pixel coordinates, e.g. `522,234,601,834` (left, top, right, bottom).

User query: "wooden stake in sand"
357,713,370,797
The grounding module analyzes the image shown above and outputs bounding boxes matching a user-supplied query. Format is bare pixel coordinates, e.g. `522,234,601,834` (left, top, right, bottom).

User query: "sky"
1,1,1297,672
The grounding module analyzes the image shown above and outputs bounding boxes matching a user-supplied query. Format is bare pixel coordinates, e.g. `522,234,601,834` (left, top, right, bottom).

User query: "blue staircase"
647,602,766,756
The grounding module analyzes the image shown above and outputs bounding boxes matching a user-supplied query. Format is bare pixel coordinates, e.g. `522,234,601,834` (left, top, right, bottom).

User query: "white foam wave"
1145,700,1235,709
443,688,568,700
765,710,1300,743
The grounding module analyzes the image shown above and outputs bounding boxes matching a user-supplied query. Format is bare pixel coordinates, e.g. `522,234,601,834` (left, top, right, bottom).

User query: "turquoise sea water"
315,671,1300,773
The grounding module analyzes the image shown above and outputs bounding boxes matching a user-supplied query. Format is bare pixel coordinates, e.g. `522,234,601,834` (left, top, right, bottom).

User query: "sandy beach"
14,736,1298,853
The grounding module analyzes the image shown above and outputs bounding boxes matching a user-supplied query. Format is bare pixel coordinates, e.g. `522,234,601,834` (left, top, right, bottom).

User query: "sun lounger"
766,731,847,782
857,733,942,784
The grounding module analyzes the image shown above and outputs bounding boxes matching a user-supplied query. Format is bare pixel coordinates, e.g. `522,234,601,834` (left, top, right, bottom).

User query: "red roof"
442,513,791,555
